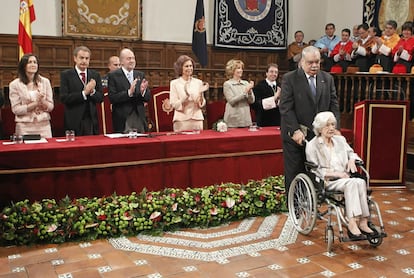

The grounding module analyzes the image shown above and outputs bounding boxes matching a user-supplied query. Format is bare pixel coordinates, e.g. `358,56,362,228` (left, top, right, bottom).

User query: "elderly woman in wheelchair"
288,111,386,250
306,111,375,239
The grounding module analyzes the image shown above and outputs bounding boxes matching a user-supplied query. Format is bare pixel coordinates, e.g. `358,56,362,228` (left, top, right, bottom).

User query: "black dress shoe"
361,229,377,237
347,230,366,240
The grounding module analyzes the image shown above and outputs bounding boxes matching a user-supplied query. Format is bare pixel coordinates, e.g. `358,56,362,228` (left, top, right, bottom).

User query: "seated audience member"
101,56,121,95
351,23,376,72
306,111,375,240
330,28,354,72
9,54,54,138
368,26,379,38
392,21,414,73
351,24,360,42
169,55,208,132
287,31,308,70
251,63,281,127
308,39,317,46
60,46,103,136
372,20,400,72
314,23,340,71
223,59,255,128
108,48,151,133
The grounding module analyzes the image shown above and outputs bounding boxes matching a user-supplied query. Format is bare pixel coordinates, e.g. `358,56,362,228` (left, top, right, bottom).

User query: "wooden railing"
332,73,412,128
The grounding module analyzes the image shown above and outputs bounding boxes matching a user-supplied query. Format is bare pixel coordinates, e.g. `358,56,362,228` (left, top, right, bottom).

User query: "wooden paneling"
0,34,284,89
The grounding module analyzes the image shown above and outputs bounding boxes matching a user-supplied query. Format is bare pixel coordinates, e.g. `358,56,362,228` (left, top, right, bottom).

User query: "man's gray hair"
301,45,320,59
313,111,337,136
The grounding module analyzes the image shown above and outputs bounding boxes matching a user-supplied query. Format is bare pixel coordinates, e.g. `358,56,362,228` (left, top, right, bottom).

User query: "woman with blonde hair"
223,59,255,127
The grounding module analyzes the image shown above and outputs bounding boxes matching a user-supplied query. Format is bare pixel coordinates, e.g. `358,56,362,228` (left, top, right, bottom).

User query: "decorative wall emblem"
63,0,141,39
214,0,287,50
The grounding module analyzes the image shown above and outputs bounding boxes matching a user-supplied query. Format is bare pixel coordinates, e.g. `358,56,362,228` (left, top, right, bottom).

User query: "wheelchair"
288,160,387,252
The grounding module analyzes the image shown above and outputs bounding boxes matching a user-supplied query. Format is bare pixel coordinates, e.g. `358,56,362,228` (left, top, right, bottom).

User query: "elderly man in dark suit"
60,46,103,136
108,48,151,133
279,45,340,194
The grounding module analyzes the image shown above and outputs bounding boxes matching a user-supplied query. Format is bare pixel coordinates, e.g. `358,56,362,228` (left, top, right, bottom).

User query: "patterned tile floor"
0,189,413,277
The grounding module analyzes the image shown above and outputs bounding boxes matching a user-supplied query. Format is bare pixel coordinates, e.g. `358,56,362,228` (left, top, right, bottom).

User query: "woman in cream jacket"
9,54,54,138
169,55,208,132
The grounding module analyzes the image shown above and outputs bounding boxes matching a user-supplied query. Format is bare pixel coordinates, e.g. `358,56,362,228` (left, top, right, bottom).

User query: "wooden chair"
147,86,174,132
0,106,15,139
206,100,226,129
97,95,113,134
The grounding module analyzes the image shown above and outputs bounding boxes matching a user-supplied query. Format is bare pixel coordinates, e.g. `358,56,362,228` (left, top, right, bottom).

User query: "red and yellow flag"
18,0,36,59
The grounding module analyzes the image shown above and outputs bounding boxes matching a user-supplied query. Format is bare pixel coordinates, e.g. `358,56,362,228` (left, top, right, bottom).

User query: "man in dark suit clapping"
60,46,103,136
279,45,340,193
108,48,151,133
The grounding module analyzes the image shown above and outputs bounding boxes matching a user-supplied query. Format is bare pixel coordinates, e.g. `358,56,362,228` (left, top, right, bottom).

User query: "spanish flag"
18,0,36,59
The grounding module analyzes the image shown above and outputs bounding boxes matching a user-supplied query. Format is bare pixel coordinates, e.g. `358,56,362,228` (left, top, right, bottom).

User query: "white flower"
217,121,228,132
225,198,235,208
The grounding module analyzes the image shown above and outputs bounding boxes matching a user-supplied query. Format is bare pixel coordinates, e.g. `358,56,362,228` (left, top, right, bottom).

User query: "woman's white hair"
313,111,337,136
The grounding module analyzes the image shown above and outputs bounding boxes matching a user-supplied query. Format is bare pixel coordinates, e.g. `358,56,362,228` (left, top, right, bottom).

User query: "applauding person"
169,55,208,132
60,46,103,136
9,54,54,138
223,59,255,128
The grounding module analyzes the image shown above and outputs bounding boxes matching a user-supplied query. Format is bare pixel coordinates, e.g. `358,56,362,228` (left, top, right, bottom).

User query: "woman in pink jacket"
169,55,208,132
9,54,54,138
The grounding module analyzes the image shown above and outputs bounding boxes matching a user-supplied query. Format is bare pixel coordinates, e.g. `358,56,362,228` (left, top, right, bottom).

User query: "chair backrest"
96,95,113,134
206,100,257,129
0,106,15,139
147,86,174,132
206,101,226,129
50,103,65,137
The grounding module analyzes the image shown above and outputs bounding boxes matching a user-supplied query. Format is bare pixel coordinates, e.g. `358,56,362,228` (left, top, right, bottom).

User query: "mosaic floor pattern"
109,214,298,262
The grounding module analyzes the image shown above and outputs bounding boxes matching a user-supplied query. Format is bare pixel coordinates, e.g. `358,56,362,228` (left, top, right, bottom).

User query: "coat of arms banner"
363,0,414,32
63,0,141,39
214,0,287,50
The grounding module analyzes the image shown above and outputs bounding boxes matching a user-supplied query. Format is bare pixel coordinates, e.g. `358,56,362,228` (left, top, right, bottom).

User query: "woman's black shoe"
361,229,377,237
347,230,366,240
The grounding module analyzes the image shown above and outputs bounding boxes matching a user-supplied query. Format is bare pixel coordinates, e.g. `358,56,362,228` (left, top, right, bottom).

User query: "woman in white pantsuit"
305,111,375,240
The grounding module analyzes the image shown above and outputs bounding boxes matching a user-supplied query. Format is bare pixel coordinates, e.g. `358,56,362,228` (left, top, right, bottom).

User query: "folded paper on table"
105,133,147,139
24,138,48,144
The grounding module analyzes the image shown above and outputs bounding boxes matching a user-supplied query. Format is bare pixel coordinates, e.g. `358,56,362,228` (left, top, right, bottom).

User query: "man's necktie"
309,76,316,97
127,71,133,84
80,72,86,84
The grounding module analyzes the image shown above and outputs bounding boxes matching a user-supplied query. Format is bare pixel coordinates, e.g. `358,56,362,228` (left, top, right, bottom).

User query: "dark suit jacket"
108,68,151,133
60,68,104,135
251,79,280,126
280,68,340,142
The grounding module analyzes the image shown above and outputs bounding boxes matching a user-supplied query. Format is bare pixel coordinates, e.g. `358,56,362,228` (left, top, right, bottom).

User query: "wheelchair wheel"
325,226,334,252
288,173,318,235
367,200,384,247
367,223,383,247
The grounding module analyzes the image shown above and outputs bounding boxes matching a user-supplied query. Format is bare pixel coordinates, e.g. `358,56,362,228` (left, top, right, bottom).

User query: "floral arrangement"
0,176,286,246
212,119,228,132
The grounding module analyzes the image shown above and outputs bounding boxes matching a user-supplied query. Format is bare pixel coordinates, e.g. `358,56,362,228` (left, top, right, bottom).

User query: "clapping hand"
84,79,96,95
200,82,209,93
129,79,138,97
140,78,148,94
274,86,281,102
397,45,403,56
245,81,254,94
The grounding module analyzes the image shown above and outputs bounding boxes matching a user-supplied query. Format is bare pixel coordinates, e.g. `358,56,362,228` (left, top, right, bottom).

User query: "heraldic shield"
147,87,174,132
